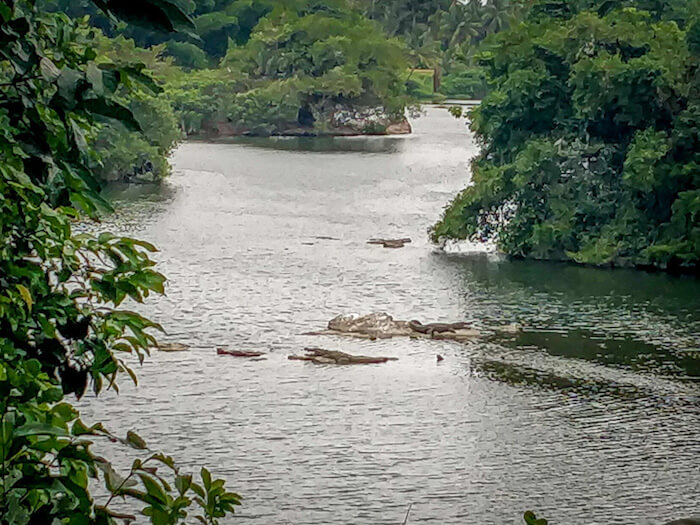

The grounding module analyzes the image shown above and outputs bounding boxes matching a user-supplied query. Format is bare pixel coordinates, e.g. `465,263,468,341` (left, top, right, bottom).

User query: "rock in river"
217,348,266,358
157,342,190,352
305,313,481,341
367,237,412,249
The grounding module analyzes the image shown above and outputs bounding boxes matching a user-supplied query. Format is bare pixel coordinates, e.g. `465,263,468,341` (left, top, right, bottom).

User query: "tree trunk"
433,66,442,93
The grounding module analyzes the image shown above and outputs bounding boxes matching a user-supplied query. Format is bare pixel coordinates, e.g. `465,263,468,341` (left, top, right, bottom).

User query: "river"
81,107,699,524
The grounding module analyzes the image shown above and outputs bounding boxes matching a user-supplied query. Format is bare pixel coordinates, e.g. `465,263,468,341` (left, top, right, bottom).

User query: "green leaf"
149,453,176,470
126,430,148,450
99,461,135,493
14,423,69,438
201,467,212,489
138,473,168,505
133,270,166,293
16,284,32,310
175,474,192,496
39,57,61,81
57,68,84,107
82,99,141,132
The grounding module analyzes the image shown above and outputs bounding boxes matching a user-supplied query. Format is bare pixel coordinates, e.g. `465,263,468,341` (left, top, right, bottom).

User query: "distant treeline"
39,0,524,183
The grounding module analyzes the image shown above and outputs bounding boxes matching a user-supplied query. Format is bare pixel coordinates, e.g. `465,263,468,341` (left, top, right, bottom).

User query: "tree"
433,0,700,272
212,0,409,134
0,1,240,522
46,0,279,66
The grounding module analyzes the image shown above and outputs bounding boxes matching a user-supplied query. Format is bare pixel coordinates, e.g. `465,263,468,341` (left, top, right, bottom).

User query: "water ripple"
79,107,699,524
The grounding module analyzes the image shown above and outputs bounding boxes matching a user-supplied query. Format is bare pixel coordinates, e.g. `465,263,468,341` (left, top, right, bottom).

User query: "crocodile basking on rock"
306,313,483,341
408,320,472,336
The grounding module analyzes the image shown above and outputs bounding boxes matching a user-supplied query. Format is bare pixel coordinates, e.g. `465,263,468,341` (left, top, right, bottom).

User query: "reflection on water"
83,107,699,525
204,135,408,154
492,328,700,378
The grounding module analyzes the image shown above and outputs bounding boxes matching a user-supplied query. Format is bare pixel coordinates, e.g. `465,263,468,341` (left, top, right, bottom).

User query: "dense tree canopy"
0,1,240,522
51,0,522,100
51,0,414,136
433,0,700,272
354,0,528,98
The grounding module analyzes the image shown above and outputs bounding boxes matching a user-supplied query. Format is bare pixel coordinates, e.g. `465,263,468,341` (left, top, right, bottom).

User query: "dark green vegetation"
355,0,527,100
433,0,700,272
49,0,413,140
194,1,409,136
0,1,240,522
42,0,522,164
524,511,548,525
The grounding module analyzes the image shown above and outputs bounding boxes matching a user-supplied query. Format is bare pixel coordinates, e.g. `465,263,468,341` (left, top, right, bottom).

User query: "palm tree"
404,33,441,89
483,0,512,37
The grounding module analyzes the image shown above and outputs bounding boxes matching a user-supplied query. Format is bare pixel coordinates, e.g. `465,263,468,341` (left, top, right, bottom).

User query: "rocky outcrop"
327,312,413,337
329,105,411,135
305,313,482,341
288,348,398,365
200,104,411,137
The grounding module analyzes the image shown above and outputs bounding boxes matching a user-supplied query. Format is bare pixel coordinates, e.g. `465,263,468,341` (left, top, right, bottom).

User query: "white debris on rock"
437,238,499,255
330,105,394,132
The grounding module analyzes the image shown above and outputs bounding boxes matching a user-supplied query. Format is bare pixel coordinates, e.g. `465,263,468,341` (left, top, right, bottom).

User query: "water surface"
84,107,699,524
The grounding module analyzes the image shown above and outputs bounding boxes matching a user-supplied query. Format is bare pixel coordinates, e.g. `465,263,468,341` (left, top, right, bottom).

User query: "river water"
82,107,699,524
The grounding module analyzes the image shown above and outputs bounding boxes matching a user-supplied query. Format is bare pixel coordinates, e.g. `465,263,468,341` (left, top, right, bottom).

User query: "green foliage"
524,510,548,525
0,0,240,522
159,0,410,136
164,68,247,134
223,1,409,120
51,0,526,134
165,41,210,70
358,0,528,78
433,1,700,272
406,70,436,100
89,35,181,183
46,0,275,65
440,66,489,99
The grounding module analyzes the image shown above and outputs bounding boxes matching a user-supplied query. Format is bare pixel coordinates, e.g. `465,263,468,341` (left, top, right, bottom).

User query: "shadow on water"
97,182,177,235
440,252,700,310
101,181,176,204
491,328,700,379
470,358,700,409
473,358,642,398
436,253,700,379
201,134,408,154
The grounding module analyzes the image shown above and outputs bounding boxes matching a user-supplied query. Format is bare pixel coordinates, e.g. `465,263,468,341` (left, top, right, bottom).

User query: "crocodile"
408,320,472,336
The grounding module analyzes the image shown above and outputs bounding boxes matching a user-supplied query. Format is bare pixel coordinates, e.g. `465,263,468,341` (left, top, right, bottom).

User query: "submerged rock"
288,348,398,365
157,342,190,352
